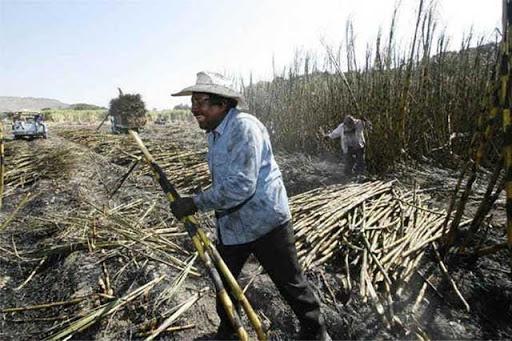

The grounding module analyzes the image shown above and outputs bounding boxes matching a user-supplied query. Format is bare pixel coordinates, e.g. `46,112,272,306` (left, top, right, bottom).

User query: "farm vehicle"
11,112,48,139
97,89,147,134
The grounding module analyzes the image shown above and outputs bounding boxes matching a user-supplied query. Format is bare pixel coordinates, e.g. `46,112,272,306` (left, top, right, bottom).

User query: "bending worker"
325,115,368,176
170,71,331,340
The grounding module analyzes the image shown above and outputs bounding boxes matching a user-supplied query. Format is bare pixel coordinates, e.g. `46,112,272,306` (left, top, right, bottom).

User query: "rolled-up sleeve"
194,119,263,212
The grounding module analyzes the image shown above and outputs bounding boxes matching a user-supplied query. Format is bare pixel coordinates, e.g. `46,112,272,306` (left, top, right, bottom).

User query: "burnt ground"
0,122,511,340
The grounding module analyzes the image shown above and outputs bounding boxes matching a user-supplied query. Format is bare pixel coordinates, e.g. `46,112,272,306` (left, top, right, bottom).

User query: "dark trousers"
343,146,366,175
216,221,324,335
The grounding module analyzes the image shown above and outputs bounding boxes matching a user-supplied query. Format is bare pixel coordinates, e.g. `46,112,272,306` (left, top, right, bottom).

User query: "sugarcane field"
1,1,511,341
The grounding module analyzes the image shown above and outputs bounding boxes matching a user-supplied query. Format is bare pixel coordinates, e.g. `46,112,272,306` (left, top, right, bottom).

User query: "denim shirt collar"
212,108,238,137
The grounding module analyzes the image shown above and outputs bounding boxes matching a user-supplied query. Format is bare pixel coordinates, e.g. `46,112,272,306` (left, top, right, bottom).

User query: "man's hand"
170,197,198,220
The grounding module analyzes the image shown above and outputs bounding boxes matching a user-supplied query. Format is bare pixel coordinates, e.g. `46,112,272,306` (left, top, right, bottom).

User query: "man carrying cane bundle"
170,71,331,340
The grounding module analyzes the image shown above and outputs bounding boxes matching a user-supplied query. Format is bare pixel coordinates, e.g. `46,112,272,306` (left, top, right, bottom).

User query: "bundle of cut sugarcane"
290,180,461,325
109,91,147,129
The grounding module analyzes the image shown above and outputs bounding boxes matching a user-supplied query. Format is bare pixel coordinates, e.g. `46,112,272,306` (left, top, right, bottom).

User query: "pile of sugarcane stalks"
290,180,466,327
1,141,73,199
56,129,210,192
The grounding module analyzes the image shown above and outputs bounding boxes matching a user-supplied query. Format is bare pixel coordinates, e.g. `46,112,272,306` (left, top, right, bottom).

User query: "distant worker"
170,71,331,340
325,115,368,176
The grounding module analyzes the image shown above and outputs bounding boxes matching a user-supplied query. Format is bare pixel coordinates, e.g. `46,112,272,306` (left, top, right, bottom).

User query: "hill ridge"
0,96,70,112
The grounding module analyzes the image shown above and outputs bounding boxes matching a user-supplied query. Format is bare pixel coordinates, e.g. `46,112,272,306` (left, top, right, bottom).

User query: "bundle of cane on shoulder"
128,130,267,341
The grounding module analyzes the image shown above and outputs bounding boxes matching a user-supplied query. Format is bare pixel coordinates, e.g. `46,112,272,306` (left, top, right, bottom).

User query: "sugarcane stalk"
109,157,140,198
139,323,195,337
15,257,46,291
344,253,352,291
0,192,34,231
464,168,505,249
365,274,387,319
361,233,393,287
440,161,471,243
145,288,206,341
433,243,470,312
412,280,429,313
472,242,509,257
360,249,368,300
95,112,110,131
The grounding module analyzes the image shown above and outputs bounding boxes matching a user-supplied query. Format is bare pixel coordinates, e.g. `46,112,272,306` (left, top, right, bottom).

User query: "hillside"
0,96,69,112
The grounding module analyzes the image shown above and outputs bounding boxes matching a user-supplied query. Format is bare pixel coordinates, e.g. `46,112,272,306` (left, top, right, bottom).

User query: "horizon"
0,0,501,110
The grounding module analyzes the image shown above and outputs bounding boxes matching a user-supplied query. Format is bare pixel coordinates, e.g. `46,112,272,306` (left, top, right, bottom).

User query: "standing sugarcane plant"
442,0,512,253
398,0,425,147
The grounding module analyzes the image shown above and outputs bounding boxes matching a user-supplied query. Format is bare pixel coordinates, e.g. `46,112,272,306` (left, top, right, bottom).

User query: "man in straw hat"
170,71,331,340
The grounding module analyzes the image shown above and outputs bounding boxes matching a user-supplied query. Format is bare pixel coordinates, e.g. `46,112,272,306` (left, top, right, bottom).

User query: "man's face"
191,93,228,131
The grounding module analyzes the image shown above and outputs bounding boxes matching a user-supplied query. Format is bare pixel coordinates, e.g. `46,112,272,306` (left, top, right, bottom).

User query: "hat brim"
171,84,248,111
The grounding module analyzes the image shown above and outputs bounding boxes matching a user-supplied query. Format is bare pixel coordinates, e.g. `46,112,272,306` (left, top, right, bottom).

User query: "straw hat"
172,71,248,111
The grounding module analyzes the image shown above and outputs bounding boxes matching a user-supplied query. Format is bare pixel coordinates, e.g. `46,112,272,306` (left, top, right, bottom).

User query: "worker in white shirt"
325,115,368,176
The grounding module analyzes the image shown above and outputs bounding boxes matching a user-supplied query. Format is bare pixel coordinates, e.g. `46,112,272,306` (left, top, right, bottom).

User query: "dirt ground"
0,121,511,340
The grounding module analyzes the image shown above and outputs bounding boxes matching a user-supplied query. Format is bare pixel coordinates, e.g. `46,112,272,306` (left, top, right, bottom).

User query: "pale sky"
0,0,501,109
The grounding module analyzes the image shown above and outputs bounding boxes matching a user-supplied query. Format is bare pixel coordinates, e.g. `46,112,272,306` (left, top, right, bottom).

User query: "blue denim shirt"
193,108,291,245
